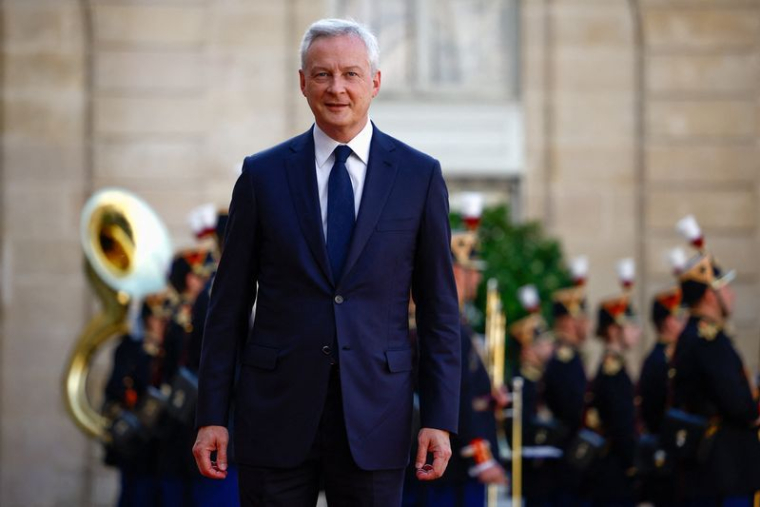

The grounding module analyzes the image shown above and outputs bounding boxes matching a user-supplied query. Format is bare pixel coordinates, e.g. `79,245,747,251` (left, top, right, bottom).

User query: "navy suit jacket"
196,124,461,471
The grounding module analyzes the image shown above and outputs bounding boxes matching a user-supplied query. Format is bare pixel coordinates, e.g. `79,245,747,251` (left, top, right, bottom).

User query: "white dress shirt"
313,120,373,240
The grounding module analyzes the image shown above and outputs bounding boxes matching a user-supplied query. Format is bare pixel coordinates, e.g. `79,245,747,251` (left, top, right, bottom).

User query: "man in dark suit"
192,18,461,506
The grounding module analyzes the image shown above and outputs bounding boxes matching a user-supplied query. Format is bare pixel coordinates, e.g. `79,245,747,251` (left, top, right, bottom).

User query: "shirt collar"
313,120,373,168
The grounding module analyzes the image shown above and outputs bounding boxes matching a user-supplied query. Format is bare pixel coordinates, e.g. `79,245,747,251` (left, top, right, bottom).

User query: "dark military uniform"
666,229,760,503
581,272,640,506
670,315,760,501
103,333,161,507
187,276,241,507
639,286,682,438
639,340,670,435
545,341,587,438
406,320,500,507
537,279,590,505
545,340,587,497
519,355,554,506
156,248,216,505
585,351,636,505
405,223,502,507
637,339,676,506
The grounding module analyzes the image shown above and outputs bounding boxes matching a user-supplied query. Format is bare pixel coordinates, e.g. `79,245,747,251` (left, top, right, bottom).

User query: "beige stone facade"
0,0,758,504
523,0,760,370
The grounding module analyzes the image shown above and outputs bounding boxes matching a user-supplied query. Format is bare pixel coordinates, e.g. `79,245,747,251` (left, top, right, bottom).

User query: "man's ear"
371,70,381,98
299,70,306,96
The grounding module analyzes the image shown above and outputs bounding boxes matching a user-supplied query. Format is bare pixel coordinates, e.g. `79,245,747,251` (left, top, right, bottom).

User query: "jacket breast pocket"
242,343,279,370
386,348,414,373
376,217,417,233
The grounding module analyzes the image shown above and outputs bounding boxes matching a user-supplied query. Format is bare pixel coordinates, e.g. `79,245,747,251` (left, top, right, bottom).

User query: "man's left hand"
415,428,452,481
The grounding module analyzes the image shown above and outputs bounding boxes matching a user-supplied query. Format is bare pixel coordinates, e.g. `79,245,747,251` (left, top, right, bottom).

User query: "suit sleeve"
196,167,259,428
188,281,211,372
457,327,477,443
411,161,462,434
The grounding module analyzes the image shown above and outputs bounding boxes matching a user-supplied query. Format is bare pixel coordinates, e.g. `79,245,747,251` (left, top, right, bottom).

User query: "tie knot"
333,145,352,164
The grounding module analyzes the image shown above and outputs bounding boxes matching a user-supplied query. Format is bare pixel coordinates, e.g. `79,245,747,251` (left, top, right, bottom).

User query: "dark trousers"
238,367,405,507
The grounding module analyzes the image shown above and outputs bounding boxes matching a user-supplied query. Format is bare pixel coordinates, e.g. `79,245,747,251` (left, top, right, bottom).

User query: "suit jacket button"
322,346,332,355
334,295,344,304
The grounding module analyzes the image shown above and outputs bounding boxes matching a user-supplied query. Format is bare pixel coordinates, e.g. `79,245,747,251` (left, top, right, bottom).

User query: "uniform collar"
690,312,724,328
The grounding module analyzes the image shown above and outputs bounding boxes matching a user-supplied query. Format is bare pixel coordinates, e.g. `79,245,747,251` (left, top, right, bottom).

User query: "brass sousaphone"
63,188,172,440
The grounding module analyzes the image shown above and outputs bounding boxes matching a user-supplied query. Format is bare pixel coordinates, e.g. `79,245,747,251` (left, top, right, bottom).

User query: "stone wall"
523,0,760,372
639,0,760,371
1,1,92,505
522,0,639,369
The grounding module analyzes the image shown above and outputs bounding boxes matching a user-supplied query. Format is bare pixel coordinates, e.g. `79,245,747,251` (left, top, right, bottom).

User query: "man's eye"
315,72,329,78
347,72,359,77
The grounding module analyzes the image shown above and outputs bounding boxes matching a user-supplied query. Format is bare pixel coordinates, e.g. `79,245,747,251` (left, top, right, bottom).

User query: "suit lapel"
340,127,398,283
285,129,334,285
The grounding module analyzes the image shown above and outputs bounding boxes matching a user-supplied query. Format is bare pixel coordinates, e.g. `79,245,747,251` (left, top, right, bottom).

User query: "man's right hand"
193,425,229,479
477,463,508,485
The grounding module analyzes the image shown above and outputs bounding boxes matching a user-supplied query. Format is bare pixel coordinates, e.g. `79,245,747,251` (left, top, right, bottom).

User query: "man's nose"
327,76,347,94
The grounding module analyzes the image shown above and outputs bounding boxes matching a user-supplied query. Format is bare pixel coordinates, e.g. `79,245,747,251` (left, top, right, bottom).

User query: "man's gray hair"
300,18,380,73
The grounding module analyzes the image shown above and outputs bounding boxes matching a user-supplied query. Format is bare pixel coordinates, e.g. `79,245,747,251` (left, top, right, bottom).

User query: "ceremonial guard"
584,259,640,506
102,293,172,507
187,207,240,506
508,285,555,506
636,282,684,505
667,216,760,504
157,247,216,505
510,285,551,420
187,205,227,372
405,196,507,507
541,256,590,504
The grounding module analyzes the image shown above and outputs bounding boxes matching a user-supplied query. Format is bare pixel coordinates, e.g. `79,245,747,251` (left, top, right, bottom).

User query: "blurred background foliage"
451,205,572,333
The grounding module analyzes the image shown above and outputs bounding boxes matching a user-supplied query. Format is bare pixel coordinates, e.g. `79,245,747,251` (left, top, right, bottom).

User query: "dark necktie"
326,145,355,281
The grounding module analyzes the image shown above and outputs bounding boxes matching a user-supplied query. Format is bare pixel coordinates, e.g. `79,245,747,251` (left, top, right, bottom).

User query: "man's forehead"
305,34,371,64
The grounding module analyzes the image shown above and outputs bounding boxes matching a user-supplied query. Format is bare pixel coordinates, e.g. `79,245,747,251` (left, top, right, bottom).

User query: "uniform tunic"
671,315,760,499
586,351,636,504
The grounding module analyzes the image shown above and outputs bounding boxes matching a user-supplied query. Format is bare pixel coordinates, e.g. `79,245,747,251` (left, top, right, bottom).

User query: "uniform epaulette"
521,363,543,382
697,320,720,341
174,302,194,333
585,407,601,430
602,354,622,376
556,344,575,363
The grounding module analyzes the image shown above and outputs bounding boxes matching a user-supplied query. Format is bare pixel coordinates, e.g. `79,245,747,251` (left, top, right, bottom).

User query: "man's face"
186,272,206,299
300,34,381,142
662,313,685,342
717,284,735,317
574,314,589,344
145,315,166,341
621,323,641,350
463,268,483,303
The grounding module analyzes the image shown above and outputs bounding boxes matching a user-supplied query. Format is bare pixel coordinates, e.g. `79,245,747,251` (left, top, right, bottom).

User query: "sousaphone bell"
62,188,172,440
